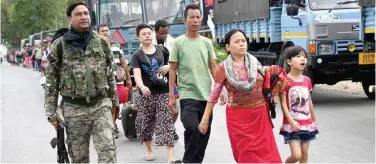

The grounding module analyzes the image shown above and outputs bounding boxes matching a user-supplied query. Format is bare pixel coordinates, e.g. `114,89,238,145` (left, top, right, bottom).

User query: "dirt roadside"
314,80,365,95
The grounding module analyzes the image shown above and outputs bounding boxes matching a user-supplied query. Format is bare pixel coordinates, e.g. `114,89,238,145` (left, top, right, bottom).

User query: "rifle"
50,123,70,164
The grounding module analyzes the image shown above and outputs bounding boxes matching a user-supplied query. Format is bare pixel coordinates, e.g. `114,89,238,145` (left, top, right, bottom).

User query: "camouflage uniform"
45,33,119,163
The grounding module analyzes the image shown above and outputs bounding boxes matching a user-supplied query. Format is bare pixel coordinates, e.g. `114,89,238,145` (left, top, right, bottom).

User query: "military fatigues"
45,33,118,163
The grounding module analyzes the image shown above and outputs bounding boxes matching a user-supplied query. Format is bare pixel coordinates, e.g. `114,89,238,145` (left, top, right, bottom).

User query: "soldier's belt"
62,95,105,106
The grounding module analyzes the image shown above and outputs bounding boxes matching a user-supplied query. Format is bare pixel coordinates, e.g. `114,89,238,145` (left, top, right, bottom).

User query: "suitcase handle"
125,87,136,104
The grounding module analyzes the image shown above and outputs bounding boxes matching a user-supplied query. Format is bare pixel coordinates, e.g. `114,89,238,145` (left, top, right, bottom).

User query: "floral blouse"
208,63,288,109
208,63,265,108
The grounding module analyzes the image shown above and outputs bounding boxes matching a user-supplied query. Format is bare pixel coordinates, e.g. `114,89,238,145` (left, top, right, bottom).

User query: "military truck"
213,0,375,99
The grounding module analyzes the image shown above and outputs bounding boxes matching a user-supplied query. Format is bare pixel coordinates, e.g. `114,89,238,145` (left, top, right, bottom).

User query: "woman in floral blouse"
198,29,288,163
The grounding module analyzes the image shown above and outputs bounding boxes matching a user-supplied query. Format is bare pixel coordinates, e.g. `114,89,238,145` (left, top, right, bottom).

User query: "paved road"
1,63,375,163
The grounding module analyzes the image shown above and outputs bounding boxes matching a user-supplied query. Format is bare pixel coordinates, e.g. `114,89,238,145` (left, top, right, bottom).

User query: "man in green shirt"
168,4,217,163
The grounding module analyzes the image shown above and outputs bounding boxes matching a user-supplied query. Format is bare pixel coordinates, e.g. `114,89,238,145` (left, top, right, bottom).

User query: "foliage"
211,40,227,64
1,0,19,45
1,0,73,46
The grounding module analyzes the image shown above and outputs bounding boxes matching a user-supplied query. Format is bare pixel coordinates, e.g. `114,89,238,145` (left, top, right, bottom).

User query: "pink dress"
280,75,319,143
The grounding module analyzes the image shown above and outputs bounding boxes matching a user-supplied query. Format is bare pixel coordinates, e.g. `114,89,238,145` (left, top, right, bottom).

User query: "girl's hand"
158,65,170,75
199,119,209,135
272,95,280,104
290,121,301,132
140,86,151,96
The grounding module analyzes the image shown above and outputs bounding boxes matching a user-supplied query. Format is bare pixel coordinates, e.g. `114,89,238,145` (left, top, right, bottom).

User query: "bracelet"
201,119,209,124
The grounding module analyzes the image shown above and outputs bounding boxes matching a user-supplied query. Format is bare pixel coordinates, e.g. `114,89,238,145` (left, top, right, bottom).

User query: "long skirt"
226,104,282,163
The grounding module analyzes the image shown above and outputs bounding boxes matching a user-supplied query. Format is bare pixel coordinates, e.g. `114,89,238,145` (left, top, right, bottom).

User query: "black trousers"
180,99,213,163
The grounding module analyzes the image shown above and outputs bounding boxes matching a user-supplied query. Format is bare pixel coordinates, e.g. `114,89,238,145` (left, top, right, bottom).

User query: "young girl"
280,46,319,163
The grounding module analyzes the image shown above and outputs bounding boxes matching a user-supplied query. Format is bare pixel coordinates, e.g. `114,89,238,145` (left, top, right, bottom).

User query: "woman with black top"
131,23,182,164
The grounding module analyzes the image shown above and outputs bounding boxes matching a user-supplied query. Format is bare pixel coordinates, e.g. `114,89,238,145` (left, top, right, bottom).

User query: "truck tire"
304,67,315,87
362,79,375,99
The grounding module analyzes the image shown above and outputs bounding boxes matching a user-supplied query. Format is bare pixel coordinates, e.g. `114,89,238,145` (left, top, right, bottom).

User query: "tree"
9,0,69,36
1,0,92,46
1,0,20,45
1,0,71,46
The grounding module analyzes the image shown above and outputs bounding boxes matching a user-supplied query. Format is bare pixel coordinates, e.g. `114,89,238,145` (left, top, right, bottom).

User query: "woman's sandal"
144,154,155,161
169,159,182,163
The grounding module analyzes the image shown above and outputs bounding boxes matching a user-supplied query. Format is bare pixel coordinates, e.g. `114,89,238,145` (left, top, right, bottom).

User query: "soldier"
98,23,132,138
45,2,118,163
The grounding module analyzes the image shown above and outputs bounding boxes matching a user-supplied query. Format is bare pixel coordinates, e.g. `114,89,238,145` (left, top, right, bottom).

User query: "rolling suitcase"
121,87,139,140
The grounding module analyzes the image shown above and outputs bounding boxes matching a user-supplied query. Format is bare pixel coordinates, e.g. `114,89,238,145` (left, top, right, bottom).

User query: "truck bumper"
311,52,375,81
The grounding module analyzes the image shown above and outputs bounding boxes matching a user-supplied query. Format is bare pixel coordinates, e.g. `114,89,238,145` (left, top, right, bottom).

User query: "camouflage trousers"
62,97,117,163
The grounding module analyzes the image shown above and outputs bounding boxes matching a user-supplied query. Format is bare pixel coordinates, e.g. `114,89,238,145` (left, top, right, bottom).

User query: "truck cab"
214,0,375,99
283,0,373,82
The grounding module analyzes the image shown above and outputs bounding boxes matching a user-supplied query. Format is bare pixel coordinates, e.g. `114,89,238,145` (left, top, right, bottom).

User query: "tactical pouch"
93,64,109,96
59,73,76,97
72,69,87,97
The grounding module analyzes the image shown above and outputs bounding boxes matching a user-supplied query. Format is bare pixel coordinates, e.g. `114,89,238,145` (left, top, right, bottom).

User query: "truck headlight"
318,43,335,55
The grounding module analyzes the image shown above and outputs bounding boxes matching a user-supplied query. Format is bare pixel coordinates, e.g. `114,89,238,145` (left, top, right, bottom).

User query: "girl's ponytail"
280,47,293,73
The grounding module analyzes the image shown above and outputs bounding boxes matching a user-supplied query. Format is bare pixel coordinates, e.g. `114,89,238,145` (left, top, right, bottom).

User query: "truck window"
270,0,282,7
99,0,143,27
144,0,185,25
309,0,359,10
